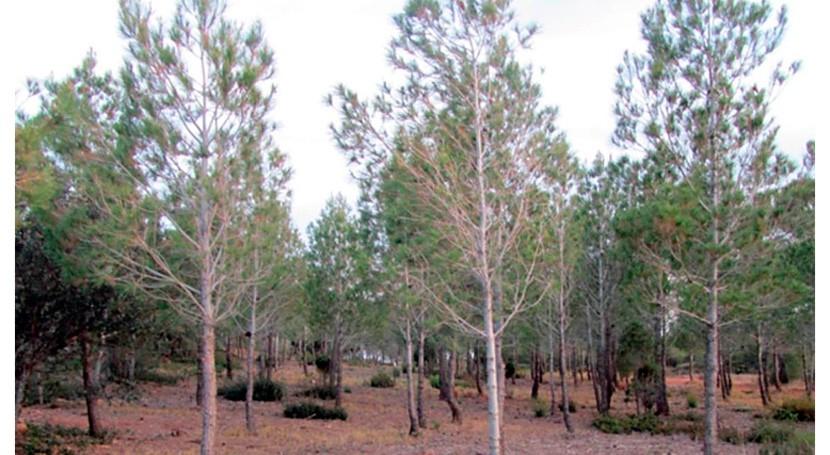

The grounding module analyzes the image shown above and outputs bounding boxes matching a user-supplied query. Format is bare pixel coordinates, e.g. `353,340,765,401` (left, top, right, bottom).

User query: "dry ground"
18,361,812,454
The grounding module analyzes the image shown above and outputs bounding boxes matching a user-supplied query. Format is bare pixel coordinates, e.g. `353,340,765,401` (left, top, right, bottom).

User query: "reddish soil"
18,363,812,454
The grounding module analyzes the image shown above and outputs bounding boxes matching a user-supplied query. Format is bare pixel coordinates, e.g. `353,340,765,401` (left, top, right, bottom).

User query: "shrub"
392,367,401,378
748,421,795,444
430,374,441,389
627,413,659,433
558,400,577,413
719,427,745,445
296,385,337,400
370,371,395,388
218,379,284,402
593,415,629,434
532,399,548,418
283,402,347,420
344,386,352,394
686,392,698,409
758,431,814,455
17,423,115,455
315,355,331,374
136,369,182,386
23,379,84,405
505,362,516,379
773,398,814,422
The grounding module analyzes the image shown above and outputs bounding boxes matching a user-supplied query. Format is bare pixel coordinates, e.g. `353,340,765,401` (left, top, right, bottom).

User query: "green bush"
773,398,814,422
315,355,331,373
505,361,516,379
23,379,84,405
392,367,401,378
17,423,115,455
532,399,549,418
758,430,814,455
370,371,395,388
719,427,745,445
748,421,795,444
686,392,698,409
344,386,352,394
217,379,284,402
296,385,337,400
135,369,182,386
627,413,659,433
593,415,629,434
558,400,577,414
283,402,347,420
430,374,441,389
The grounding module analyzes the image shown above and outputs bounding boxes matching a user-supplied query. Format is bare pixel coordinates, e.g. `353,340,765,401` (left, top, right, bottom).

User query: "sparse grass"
17,423,115,455
747,420,795,444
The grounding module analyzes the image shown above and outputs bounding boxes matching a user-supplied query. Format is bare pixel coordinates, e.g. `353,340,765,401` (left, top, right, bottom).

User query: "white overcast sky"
11,0,818,235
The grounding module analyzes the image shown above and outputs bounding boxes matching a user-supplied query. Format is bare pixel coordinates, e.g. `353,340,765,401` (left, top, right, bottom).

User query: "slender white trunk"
405,319,418,436
245,285,257,433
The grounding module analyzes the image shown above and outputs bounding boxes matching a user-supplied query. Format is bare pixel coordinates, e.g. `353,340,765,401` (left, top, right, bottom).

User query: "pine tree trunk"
15,362,33,420
245,297,256,434
80,332,102,437
757,326,768,407
404,320,418,436
530,350,539,399
417,326,426,429
475,343,483,397
548,333,557,417
199,316,218,455
655,310,670,416
483,286,502,455
702,298,719,455
225,335,233,380
772,346,781,392
334,328,343,409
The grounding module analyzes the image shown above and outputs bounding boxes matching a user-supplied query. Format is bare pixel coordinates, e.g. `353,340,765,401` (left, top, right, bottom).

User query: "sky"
11,0,818,235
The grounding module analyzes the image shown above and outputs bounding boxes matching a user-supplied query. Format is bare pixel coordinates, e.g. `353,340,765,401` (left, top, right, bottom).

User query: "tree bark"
417,325,426,429
81,332,102,437
756,325,768,407
548,333,557,418
245,293,257,434
772,346,781,392
199,317,218,455
404,319,418,436
334,327,344,408
439,347,462,423
225,335,233,380
655,310,670,416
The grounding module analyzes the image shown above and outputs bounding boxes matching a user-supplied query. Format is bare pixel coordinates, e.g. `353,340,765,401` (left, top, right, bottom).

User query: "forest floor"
18,361,813,454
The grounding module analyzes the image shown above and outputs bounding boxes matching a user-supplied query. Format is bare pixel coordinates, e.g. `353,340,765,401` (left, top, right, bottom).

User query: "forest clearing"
16,360,814,454
14,0,815,454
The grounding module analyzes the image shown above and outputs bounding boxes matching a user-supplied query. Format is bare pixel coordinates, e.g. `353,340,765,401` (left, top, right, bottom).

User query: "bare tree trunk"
689,353,694,382
15,362,33,420
334,327,344,408
245,295,257,434
548,332,557,417
225,335,233,380
301,326,309,377
438,347,462,423
404,320,418,436
417,326,426,429
483,288,502,455
801,347,811,397
530,350,540,399
80,332,102,437
756,325,768,407
772,345,781,392
655,310,670,416
199,316,218,455
475,343,483,397
558,323,573,432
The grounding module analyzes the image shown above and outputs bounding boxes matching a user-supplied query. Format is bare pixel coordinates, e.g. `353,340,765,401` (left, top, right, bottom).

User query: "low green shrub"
283,402,347,420
505,362,516,379
370,371,395,388
773,398,814,422
23,379,84,405
217,379,284,402
557,400,577,414
758,430,814,455
686,392,698,409
748,421,795,444
135,369,183,386
17,423,115,455
430,374,441,389
315,355,331,373
391,367,401,378
532,399,548,418
719,427,745,444
592,415,629,434
296,385,337,400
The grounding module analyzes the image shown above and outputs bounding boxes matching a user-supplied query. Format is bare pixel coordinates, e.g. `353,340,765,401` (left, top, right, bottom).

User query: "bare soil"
18,362,812,454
